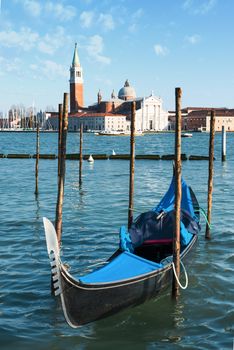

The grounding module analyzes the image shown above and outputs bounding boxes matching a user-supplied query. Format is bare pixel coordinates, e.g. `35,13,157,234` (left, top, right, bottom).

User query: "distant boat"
112,150,116,155
86,129,99,133
182,133,193,138
96,130,143,136
198,127,207,133
87,154,94,163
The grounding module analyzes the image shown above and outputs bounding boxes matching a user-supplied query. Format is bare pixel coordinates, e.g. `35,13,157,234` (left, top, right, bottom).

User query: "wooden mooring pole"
55,93,69,246
58,103,63,178
34,123,40,195
221,125,226,162
128,101,136,230
79,123,83,186
205,110,215,240
172,87,182,299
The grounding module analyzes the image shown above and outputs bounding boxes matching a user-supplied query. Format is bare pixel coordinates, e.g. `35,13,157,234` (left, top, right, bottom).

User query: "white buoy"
87,154,94,163
112,149,116,155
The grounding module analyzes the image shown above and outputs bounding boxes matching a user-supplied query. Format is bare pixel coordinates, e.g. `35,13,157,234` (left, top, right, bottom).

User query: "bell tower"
70,43,84,112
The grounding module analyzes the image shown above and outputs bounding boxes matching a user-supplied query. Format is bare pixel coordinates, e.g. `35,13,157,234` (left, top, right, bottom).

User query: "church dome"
118,79,136,100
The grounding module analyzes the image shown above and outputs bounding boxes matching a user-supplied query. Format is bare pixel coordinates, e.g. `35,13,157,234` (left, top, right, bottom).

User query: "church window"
76,71,81,77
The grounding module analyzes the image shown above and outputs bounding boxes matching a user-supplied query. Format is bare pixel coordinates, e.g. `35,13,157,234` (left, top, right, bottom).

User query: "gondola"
43,175,201,328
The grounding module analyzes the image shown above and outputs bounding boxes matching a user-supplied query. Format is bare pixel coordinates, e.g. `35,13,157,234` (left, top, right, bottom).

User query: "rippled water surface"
0,132,233,349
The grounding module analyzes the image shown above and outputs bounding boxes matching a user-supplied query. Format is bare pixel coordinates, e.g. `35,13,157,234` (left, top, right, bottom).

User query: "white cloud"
0,27,39,50
183,0,193,10
128,8,143,33
86,35,111,64
98,13,115,30
38,41,53,55
19,1,76,21
29,60,68,80
128,23,136,33
200,0,216,14
0,56,22,75
30,63,38,70
185,34,201,44
6,58,21,72
41,59,68,79
80,11,94,28
154,44,169,56
0,26,71,55
44,2,76,21
80,12,115,31
182,0,216,14
23,0,41,17
38,26,71,55
132,8,143,20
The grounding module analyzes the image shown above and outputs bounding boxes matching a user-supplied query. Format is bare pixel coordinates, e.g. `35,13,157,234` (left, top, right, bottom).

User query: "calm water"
0,132,233,350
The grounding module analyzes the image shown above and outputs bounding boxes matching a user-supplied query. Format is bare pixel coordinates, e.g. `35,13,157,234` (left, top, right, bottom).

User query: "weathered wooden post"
79,123,83,186
128,101,136,229
34,123,40,195
221,125,226,162
172,87,182,299
205,110,215,240
128,101,136,230
55,93,69,246
58,103,63,178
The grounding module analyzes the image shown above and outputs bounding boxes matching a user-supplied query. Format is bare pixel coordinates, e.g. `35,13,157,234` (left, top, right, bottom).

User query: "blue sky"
0,0,233,113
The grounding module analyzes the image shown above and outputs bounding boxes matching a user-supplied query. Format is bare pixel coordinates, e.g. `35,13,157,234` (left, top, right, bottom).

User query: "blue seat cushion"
80,251,162,284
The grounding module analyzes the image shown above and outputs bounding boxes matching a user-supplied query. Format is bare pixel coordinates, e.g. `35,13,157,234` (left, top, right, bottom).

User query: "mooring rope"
195,206,211,229
172,260,188,290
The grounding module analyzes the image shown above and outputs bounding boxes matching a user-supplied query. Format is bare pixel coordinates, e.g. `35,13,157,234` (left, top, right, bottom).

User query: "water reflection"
74,292,186,348
34,193,41,222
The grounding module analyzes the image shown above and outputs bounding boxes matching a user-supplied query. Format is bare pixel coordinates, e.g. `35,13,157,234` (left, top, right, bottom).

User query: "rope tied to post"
172,260,188,290
194,206,211,229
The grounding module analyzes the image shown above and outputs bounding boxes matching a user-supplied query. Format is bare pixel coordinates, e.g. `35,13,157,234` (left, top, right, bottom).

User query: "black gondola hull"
59,235,197,327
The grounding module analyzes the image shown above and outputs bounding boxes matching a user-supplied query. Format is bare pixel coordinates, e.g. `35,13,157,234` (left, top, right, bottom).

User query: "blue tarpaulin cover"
80,251,162,284
154,176,196,218
125,176,200,248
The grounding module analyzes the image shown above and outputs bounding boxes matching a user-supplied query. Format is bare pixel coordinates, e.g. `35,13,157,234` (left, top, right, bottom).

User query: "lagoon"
0,132,233,349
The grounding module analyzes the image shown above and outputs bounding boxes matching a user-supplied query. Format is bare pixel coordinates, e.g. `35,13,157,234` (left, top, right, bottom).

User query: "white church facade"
135,94,168,131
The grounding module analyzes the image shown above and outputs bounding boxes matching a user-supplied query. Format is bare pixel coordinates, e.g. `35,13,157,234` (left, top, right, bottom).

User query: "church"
47,44,168,132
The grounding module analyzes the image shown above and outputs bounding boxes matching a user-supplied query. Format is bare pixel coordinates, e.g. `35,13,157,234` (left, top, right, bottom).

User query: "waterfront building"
168,107,234,131
70,113,127,132
187,108,234,132
49,111,127,132
46,44,169,132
